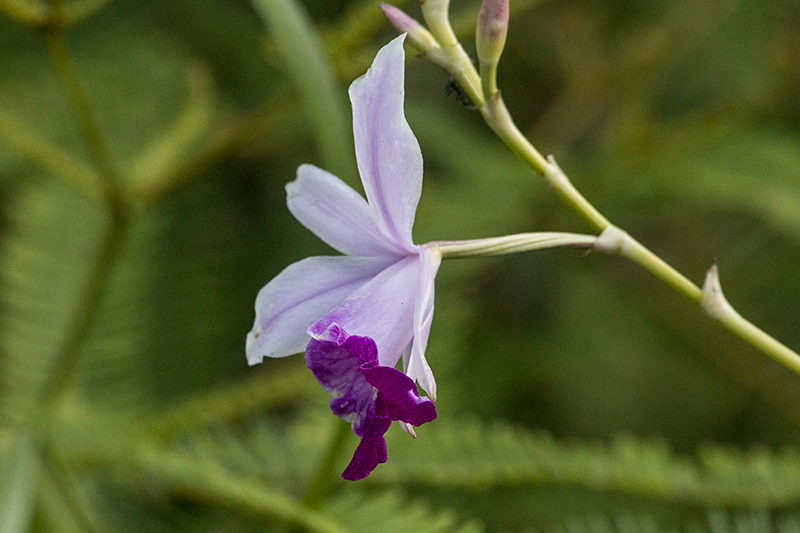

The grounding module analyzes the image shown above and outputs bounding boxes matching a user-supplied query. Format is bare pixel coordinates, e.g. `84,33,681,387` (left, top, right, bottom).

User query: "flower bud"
476,0,509,66
379,3,440,53
419,0,458,47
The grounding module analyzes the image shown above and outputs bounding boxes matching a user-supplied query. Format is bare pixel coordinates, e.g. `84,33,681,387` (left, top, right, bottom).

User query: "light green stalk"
386,0,800,377
701,262,800,376
433,232,598,259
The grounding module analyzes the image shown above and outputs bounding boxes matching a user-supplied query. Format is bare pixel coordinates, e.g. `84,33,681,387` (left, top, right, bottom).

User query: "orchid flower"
245,35,440,478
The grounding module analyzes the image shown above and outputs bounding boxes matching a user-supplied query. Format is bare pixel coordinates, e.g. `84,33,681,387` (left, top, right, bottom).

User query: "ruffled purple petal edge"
362,361,437,426
341,358,436,480
305,325,436,481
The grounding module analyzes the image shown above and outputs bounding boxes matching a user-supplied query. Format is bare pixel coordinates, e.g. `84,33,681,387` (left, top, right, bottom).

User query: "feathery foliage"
2,0,800,531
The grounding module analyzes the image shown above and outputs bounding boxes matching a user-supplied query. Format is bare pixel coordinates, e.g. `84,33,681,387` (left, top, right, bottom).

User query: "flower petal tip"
245,330,263,366
341,418,391,481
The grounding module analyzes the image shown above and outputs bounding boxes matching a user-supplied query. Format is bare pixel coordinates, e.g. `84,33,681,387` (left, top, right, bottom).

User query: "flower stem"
480,92,610,232
432,232,598,259
720,313,800,376
595,210,800,379
480,61,499,101
701,263,800,376
594,226,703,302
479,89,800,375
448,43,485,108
590,211,800,377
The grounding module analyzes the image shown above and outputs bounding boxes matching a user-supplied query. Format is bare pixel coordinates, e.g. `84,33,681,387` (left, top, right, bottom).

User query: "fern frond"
321,489,483,533
146,364,320,441
57,413,482,533
0,180,105,422
553,510,800,533
371,418,800,507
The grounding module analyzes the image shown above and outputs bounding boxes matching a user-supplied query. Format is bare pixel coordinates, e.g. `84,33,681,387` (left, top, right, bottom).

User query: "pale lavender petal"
405,246,442,398
288,165,406,256
305,333,379,437
341,417,391,481
308,255,419,368
349,34,422,251
362,361,437,426
246,255,395,364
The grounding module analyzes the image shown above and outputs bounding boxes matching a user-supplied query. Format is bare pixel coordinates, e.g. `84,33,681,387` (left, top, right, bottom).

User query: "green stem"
701,263,800,376
40,209,127,405
39,21,131,405
480,92,609,231
584,209,800,377
722,314,800,376
627,238,704,301
480,61,498,101
0,109,100,202
448,43,485,108
595,226,703,302
478,84,800,377
302,419,352,509
42,23,123,207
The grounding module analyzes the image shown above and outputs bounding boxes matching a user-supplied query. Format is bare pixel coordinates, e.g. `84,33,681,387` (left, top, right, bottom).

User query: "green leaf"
63,412,480,533
75,175,264,410
0,0,111,27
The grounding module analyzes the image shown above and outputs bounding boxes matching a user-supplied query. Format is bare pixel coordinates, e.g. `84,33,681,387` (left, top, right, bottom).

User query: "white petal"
349,35,422,251
406,246,442,399
246,255,395,364
288,165,405,256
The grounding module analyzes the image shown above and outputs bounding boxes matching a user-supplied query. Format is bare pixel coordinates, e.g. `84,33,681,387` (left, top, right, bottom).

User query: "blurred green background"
2,0,800,531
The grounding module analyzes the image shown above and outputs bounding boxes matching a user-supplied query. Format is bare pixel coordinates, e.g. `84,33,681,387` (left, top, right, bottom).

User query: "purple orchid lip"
305,326,436,480
246,34,441,399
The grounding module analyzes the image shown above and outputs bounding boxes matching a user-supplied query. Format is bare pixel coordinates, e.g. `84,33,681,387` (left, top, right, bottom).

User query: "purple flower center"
305,325,437,480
